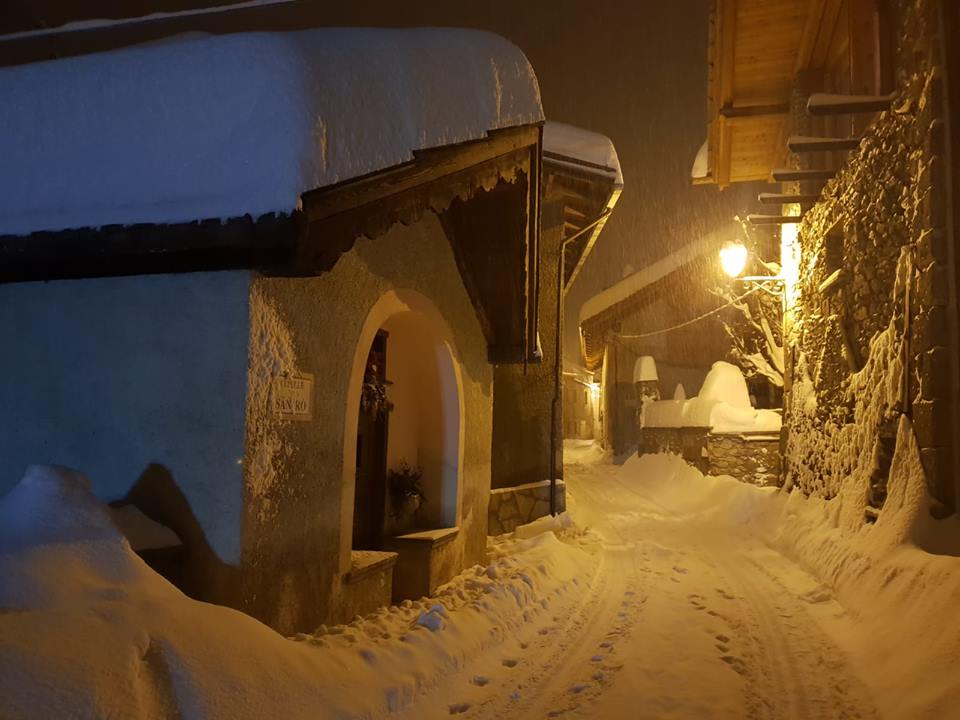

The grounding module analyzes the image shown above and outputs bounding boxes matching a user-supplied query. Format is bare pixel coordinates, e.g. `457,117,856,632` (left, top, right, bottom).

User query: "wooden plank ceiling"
705,0,834,187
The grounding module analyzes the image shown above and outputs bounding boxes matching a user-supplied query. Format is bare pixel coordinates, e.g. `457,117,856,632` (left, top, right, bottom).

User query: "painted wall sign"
273,373,314,420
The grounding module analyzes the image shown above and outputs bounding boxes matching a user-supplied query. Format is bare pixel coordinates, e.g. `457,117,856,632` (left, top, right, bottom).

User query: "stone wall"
782,0,956,518
639,427,682,456
706,433,782,487
639,426,710,471
640,427,781,485
487,479,565,536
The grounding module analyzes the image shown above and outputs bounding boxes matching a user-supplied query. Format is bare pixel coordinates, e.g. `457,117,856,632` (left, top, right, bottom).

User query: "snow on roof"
0,0,293,41
543,121,623,186
690,138,709,179
0,28,544,237
580,228,726,324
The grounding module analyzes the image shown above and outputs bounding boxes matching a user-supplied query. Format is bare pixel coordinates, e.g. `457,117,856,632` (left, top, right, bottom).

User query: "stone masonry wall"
783,0,954,517
487,480,565,536
640,427,782,486
706,433,782,487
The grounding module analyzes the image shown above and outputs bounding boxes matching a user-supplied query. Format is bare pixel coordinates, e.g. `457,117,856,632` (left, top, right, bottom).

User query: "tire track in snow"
719,551,878,720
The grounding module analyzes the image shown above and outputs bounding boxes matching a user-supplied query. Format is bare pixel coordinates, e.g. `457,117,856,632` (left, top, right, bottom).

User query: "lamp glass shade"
720,241,748,278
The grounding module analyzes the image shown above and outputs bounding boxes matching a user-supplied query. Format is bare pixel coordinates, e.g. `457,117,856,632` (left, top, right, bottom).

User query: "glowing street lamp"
719,240,784,296
719,241,749,278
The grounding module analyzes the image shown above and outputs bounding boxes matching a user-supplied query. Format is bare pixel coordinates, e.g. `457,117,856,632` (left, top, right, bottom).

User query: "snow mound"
642,362,782,433
0,28,544,236
514,511,575,540
0,464,595,719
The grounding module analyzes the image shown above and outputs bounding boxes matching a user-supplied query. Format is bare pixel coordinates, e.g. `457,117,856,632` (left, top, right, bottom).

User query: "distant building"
699,0,960,517
0,28,546,633
562,367,600,441
579,231,734,454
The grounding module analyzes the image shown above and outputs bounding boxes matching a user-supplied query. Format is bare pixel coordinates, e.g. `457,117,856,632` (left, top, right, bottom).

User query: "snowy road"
397,445,879,720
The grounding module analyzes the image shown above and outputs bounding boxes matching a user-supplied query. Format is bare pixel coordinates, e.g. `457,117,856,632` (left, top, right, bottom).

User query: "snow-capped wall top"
0,28,544,236
543,121,623,185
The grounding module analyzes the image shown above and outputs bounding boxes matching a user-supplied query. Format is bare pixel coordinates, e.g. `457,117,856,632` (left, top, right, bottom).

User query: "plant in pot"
388,461,426,527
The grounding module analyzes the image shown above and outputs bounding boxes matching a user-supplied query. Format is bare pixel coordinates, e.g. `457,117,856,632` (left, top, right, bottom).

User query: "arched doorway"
342,291,464,558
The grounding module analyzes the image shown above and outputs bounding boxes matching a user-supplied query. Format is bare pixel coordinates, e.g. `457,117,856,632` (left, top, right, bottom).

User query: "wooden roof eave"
543,156,623,292
703,0,810,187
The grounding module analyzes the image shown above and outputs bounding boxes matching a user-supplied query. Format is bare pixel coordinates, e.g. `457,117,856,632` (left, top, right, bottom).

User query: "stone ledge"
391,526,459,547
345,550,398,585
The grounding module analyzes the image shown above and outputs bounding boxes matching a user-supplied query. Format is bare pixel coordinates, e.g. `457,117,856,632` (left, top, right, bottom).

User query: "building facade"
0,28,545,633
701,0,960,519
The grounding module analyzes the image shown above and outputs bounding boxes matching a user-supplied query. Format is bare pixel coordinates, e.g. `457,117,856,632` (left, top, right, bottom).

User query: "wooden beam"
0,212,297,283
747,213,804,225
807,92,894,115
758,192,822,204
787,134,861,152
717,0,738,108
302,125,540,222
719,103,790,118
772,167,835,181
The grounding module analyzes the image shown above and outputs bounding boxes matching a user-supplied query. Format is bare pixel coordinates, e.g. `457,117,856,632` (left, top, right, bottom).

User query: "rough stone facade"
783,0,956,519
487,480,566,536
639,427,683,456
706,433,782,487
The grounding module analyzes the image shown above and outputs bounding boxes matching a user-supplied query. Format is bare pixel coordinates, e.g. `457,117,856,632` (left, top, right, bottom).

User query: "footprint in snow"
720,655,748,676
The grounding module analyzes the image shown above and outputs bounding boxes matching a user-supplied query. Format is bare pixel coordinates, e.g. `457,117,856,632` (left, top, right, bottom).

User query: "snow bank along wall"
0,272,251,604
783,0,959,519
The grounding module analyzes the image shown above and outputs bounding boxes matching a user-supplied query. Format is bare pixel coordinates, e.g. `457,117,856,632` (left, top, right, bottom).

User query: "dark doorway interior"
352,330,390,551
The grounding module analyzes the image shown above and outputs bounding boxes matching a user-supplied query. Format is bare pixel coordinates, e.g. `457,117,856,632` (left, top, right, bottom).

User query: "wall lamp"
719,240,784,296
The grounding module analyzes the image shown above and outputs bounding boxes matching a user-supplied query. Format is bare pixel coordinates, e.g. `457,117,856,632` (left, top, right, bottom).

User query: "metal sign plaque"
273,373,314,421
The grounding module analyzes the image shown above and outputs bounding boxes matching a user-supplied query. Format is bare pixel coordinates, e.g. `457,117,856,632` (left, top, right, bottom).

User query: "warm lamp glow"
719,241,748,278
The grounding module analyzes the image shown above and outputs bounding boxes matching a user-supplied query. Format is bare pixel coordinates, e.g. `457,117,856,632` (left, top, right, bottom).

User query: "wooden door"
352,331,390,550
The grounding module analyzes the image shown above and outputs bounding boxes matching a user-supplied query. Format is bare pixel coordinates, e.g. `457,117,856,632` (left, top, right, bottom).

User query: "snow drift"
643,361,782,433
0,465,594,719
613,422,960,720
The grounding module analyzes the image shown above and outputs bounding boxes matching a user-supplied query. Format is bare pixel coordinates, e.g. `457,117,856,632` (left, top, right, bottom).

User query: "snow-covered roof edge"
0,0,293,41
0,27,544,237
543,122,623,186
580,227,728,324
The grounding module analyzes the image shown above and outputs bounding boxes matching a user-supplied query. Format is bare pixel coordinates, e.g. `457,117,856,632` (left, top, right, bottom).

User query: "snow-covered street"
396,443,878,719
4,432,960,719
